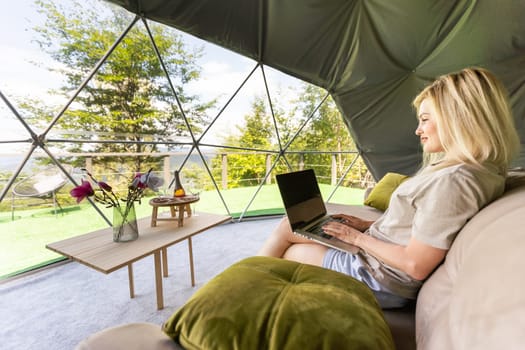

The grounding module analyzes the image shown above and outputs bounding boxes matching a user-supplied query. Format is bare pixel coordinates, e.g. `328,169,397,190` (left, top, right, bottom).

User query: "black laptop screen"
276,169,326,230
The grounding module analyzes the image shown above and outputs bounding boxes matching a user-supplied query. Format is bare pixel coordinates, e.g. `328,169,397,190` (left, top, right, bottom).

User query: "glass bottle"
173,170,186,197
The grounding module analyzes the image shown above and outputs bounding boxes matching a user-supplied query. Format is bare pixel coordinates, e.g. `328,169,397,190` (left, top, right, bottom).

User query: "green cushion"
364,172,409,211
163,256,395,350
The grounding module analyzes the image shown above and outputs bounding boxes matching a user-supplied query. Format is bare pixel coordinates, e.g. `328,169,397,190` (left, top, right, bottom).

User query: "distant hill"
0,151,215,174
0,155,35,174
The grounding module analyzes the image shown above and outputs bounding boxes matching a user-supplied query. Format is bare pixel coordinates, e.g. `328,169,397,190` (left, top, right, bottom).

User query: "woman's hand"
324,220,448,280
322,221,363,246
331,214,373,232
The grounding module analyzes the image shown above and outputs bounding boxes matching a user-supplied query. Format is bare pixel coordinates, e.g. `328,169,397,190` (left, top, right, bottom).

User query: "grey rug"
0,217,280,350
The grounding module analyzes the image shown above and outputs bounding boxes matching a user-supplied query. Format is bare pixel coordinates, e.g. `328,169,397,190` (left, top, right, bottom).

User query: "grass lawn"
0,184,364,278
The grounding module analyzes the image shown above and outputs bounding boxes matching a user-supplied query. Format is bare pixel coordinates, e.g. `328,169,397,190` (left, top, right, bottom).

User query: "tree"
290,85,367,186
212,83,369,189
213,96,275,187
28,0,212,180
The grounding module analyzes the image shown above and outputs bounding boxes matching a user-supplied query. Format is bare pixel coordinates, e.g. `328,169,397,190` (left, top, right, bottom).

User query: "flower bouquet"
70,168,164,242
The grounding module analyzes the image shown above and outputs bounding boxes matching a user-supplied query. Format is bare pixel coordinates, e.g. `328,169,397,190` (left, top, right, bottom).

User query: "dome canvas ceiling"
105,0,525,179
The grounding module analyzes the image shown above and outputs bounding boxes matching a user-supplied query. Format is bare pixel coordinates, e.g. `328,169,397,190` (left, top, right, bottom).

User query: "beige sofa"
76,173,525,350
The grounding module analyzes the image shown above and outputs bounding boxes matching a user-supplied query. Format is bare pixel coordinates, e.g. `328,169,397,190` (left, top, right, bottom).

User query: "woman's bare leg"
283,242,328,266
257,217,329,266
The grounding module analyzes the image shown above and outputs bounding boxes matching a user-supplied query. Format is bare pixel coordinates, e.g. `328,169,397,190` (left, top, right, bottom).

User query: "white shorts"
323,248,410,309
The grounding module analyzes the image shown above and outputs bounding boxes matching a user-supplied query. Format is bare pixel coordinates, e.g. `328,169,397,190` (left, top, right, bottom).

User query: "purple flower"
71,168,162,208
98,181,112,192
70,179,94,203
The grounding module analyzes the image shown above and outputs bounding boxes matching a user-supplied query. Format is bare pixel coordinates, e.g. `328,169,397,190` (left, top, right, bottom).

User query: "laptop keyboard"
309,217,344,238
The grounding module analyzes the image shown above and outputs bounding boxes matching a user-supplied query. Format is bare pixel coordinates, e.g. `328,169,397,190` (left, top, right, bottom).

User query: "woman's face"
415,98,444,153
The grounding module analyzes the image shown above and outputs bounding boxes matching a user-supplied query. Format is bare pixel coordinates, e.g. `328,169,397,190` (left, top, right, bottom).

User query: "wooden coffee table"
46,212,231,310
149,195,200,227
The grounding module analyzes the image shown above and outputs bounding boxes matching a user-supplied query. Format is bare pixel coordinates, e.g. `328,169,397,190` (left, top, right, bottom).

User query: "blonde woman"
258,67,521,308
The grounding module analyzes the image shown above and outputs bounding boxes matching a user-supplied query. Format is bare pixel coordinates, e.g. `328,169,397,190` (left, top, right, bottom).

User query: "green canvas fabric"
105,0,525,180
163,256,395,350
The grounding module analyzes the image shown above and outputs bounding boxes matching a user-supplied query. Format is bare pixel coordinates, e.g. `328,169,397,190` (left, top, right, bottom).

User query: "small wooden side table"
149,195,200,227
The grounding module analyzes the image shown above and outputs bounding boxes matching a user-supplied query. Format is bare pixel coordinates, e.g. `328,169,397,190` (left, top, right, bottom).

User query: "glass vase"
113,203,139,242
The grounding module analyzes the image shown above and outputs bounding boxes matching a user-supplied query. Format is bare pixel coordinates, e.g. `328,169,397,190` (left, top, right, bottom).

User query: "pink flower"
71,168,163,208
130,173,147,189
70,179,94,203
98,181,112,192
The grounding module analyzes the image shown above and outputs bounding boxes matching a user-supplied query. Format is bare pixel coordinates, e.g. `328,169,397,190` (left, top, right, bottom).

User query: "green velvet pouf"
163,256,395,350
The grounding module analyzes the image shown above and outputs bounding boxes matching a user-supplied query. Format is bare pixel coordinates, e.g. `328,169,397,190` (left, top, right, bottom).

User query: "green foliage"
288,85,354,182
180,162,212,192
237,97,273,149
213,96,279,188
212,84,369,188
27,0,213,174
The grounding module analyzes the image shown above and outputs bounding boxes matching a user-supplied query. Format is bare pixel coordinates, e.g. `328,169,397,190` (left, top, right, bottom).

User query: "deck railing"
0,149,375,214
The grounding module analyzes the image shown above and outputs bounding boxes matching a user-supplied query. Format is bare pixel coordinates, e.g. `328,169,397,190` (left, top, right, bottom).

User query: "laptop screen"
276,169,327,231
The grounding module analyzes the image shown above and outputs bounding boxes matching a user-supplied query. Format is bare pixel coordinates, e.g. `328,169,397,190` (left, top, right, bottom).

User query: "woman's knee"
283,243,327,266
278,217,291,231
272,217,294,238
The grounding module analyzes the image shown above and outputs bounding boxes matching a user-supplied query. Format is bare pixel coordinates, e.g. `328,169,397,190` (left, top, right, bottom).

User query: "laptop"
276,169,359,254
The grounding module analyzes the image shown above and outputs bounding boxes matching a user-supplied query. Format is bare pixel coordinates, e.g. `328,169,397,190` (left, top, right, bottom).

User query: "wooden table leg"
188,236,195,287
151,206,158,227
178,205,184,227
154,251,164,310
186,203,192,217
128,263,135,298
162,247,168,277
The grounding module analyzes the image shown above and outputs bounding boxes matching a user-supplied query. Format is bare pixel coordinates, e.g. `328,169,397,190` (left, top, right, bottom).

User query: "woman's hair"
412,67,520,174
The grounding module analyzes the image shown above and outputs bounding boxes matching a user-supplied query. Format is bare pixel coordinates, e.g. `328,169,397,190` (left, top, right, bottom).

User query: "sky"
0,0,307,161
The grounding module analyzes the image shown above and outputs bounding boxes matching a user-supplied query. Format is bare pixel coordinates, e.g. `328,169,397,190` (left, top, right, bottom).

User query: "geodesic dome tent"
105,0,525,179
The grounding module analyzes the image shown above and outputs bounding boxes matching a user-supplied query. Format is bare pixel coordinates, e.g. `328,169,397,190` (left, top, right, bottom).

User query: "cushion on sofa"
416,185,525,349
163,256,395,350
364,172,409,211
